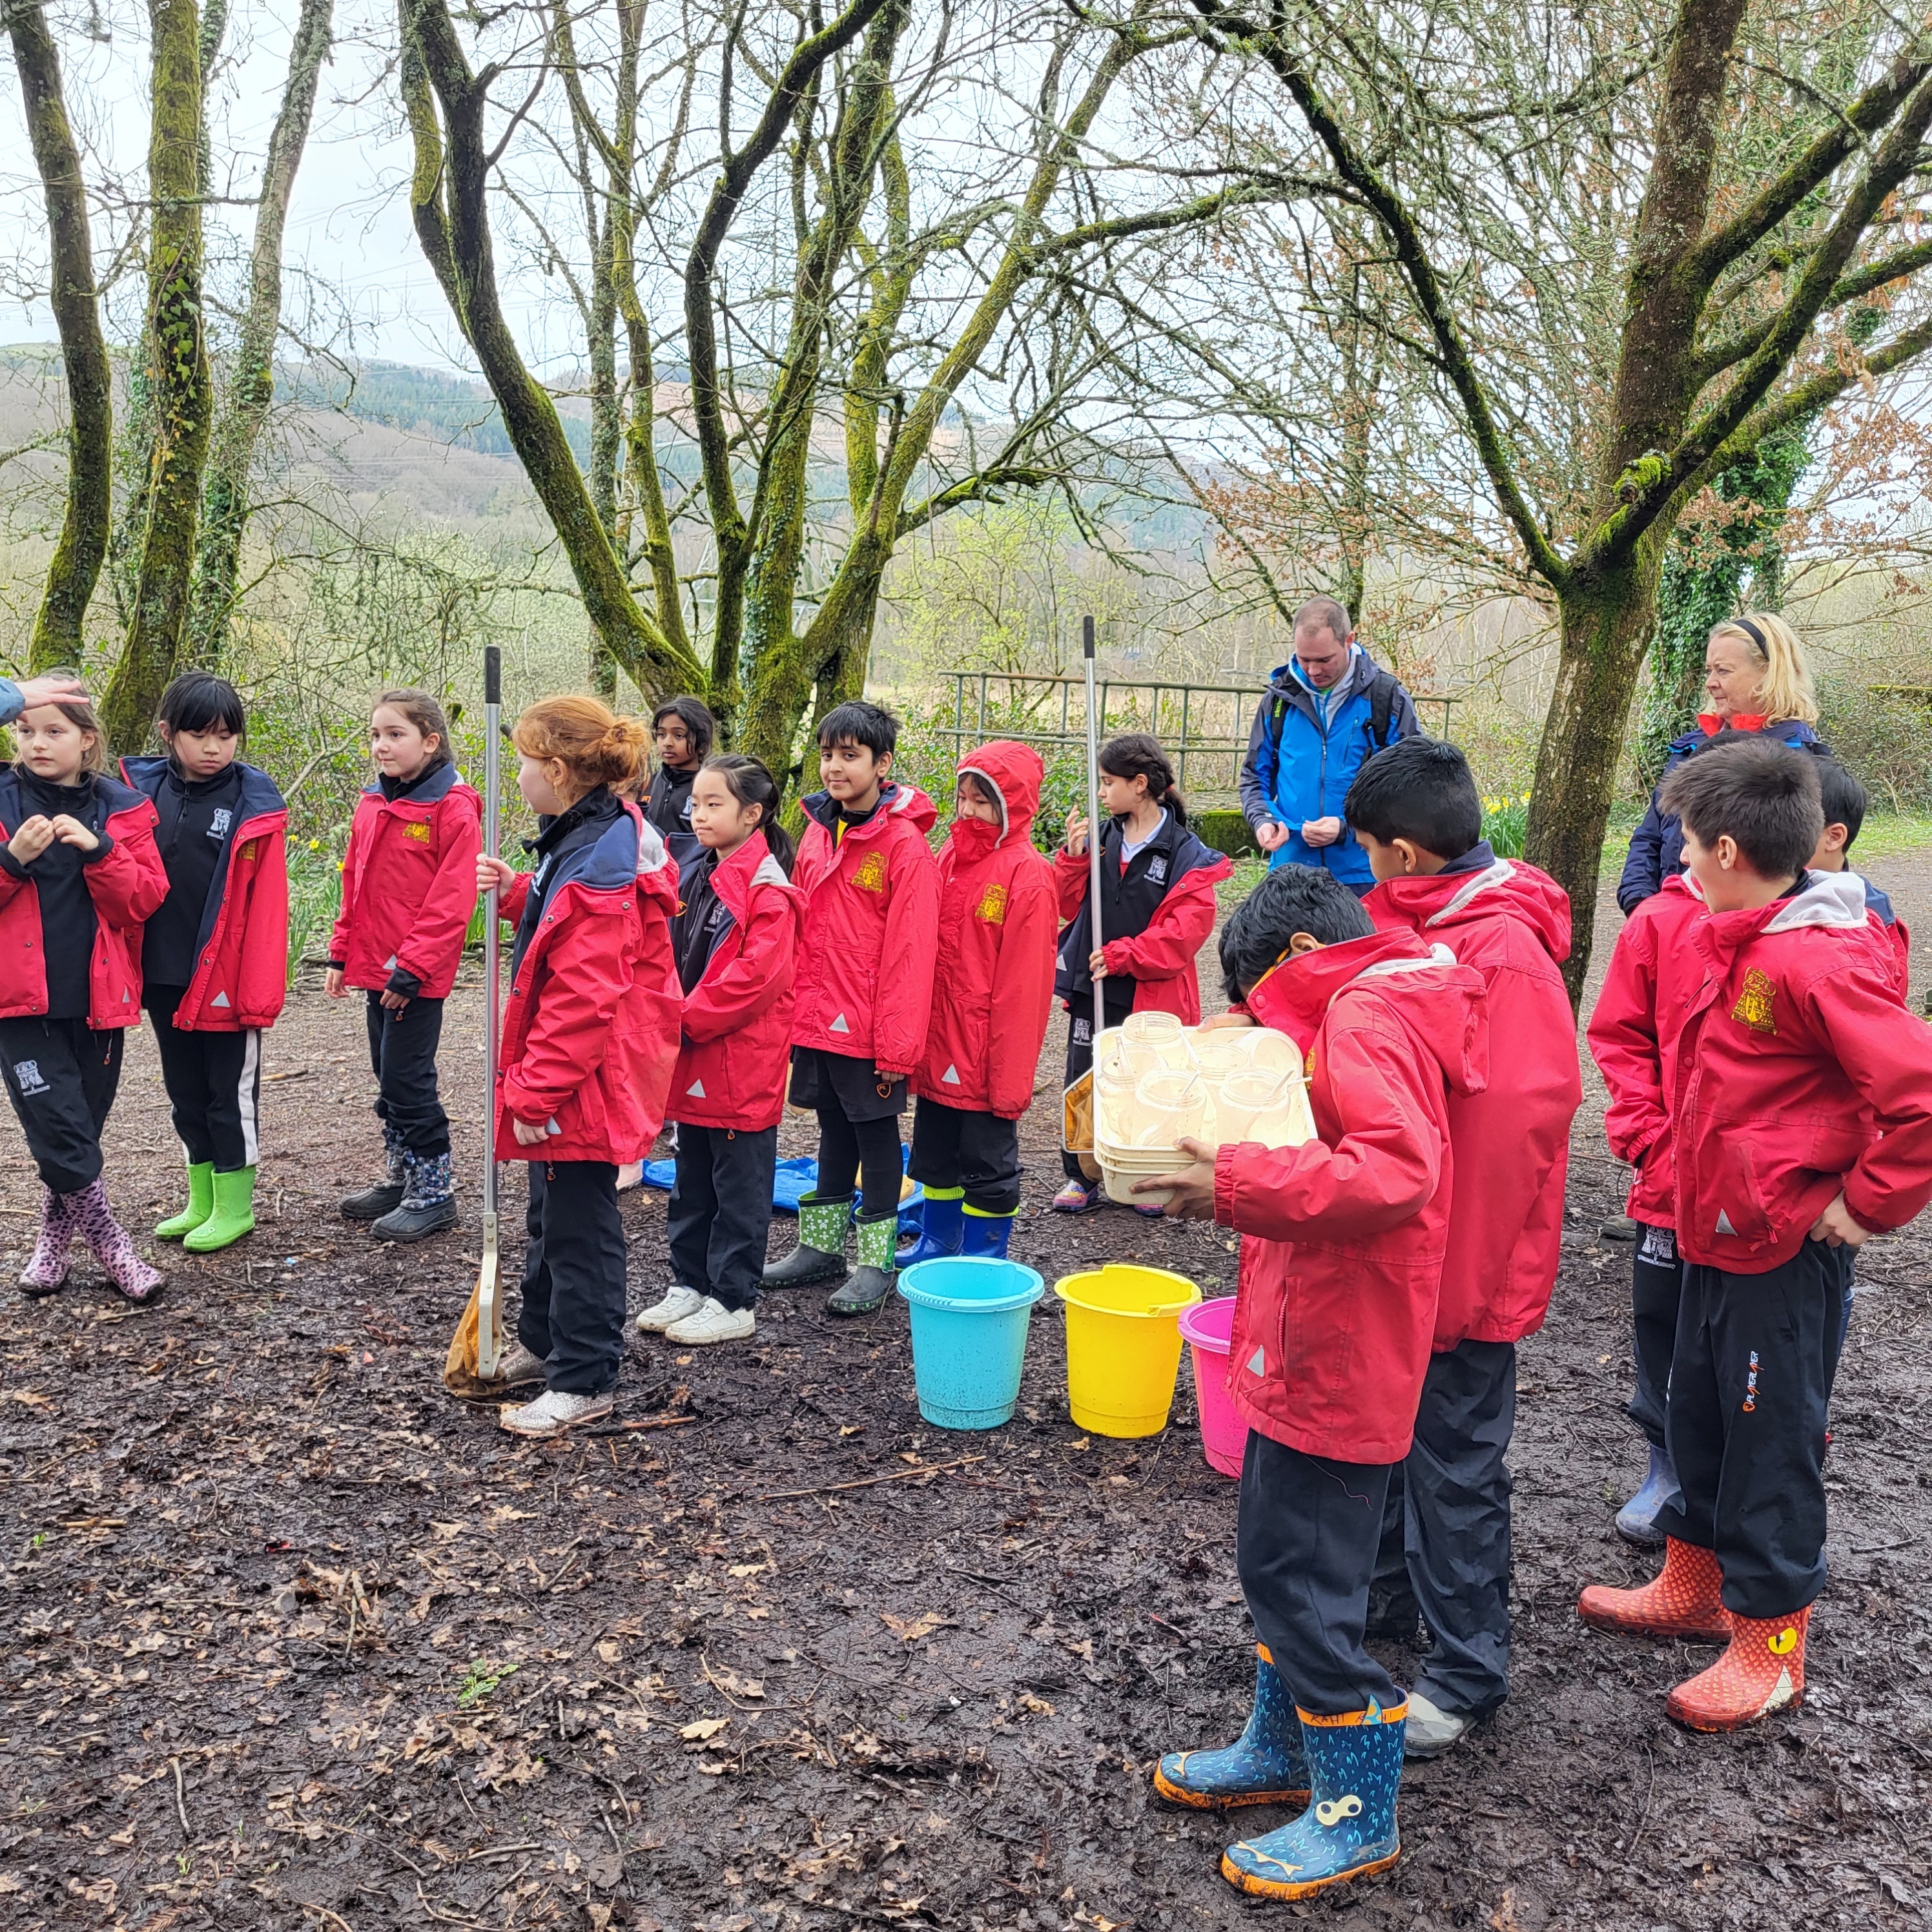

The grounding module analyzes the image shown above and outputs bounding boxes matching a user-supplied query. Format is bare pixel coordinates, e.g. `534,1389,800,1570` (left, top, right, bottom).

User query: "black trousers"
1372,1339,1516,1718
364,991,449,1157
0,1015,122,1194
1237,1430,1399,1717
668,1124,777,1311
1628,1222,1681,1449
147,984,262,1171
1654,1241,1852,1619
909,1098,1023,1215
518,1159,627,1395
1059,992,1133,1180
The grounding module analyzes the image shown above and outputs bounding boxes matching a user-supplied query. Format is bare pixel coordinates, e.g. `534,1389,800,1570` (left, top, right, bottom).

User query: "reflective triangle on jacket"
829,1013,850,1034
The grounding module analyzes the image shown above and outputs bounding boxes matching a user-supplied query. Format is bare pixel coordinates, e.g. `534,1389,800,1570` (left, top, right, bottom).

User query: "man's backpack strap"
1268,669,1402,751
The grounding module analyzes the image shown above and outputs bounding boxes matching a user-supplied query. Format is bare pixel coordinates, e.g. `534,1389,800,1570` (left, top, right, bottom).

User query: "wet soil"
3,872,1930,1932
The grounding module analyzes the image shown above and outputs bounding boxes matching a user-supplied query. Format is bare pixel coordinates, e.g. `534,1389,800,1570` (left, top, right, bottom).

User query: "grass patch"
1851,811,1932,862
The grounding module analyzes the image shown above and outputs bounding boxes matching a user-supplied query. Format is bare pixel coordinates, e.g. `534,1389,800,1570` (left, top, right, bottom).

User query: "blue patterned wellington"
899,1192,965,1266
1220,1697,1406,1898
1153,1648,1311,1809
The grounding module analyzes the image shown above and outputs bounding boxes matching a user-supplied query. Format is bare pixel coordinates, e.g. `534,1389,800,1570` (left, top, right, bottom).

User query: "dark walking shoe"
827,1208,897,1316
341,1128,408,1221
763,1193,851,1288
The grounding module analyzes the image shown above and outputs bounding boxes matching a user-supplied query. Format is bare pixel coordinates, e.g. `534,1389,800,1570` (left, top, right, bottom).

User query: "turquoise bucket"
898,1257,1045,1430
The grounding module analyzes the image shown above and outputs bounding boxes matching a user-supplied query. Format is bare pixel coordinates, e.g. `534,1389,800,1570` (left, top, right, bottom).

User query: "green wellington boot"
156,1161,216,1241
184,1166,257,1252
763,1192,852,1289
828,1207,899,1316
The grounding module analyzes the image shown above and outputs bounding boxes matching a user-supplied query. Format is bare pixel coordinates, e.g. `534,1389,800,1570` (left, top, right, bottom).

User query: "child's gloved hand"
1135,1136,1217,1220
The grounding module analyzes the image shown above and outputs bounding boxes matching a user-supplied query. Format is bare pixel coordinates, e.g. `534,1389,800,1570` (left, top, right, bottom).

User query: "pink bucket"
1178,1296,1247,1479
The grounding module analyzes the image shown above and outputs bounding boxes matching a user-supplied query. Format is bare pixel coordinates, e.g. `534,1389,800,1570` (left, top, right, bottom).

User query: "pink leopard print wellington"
72,1179,163,1302
19,1185,78,1296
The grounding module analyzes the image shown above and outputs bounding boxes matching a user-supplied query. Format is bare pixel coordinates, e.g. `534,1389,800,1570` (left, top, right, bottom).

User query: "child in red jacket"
764,701,940,1317
1140,864,1485,1903
637,754,801,1346
1580,739,1932,1730
328,689,481,1241
1339,737,1581,1758
903,741,1058,1263
1587,868,1706,1547
475,697,681,1437
123,671,288,1255
1,679,170,1301
1051,734,1231,1213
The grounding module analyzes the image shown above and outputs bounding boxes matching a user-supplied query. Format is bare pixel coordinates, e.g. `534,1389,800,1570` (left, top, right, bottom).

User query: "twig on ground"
759,1456,985,1502
579,1415,698,1438
170,1757,190,1838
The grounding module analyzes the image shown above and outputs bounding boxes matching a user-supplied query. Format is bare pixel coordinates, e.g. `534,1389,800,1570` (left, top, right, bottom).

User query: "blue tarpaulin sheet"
638,1149,922,1231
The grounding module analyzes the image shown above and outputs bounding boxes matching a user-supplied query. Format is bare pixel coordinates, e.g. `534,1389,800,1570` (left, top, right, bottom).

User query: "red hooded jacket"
493,805,681,1164
1588,870,1707,1228
913,742,1059,1119
329,763,482,1000
1215,929,1488,1464
1670,868,1932,1270
672,831,803,1132
1368,849,1582,1347
0,768,169,1028
1053,817,1231,1023
121,755,289,1031
790,781,941,1075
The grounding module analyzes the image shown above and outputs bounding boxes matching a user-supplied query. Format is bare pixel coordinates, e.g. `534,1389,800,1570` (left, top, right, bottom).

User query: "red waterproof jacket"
329,764,482,999
672,832,803,1132
913,742,1058,1119
1588,870,1707,1228
121,755,289,1031
1368,850,1582,1347
1215,929,1488,1463
1670,868,1932,1270
790,782,941,1075
0,768,169,1028
493,804,681,1164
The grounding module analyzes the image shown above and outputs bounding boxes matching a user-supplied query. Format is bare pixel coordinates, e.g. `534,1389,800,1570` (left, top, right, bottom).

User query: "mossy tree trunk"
8,1,112,673
185,0,333,670
102,0,215,752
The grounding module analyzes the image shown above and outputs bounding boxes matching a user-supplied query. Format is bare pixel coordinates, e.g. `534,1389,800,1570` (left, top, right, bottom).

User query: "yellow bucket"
1053,1264,1202,1437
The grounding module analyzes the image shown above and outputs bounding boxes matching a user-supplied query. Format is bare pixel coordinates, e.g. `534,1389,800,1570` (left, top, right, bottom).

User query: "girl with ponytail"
474,695,683,1437
635,752,804,1346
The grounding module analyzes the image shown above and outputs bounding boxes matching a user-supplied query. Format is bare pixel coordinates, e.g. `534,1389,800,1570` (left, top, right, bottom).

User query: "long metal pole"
1083,615,1104,1056
477,644,502,1379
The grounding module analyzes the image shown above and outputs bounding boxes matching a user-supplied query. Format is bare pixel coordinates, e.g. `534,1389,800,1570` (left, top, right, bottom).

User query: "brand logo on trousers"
1742,1348,1760,1413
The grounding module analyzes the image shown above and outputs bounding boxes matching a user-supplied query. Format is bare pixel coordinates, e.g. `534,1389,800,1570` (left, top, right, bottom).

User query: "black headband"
1732,617,1769,657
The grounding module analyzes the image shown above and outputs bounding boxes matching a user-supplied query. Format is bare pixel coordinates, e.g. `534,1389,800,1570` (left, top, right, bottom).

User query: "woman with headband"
1618,613,1825,913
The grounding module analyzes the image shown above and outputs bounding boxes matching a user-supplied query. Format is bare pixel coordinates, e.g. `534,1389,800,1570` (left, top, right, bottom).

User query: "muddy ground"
3,863,1931,1932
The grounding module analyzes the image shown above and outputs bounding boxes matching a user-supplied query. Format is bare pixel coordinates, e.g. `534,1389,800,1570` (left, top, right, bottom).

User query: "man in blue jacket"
1238,599,1421,892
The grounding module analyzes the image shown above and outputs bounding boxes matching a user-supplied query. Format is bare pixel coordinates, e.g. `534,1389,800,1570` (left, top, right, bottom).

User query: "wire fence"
935,672,1455,805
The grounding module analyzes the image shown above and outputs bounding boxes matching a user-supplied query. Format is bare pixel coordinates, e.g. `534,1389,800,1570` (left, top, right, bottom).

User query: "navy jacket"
1618,720,1825,914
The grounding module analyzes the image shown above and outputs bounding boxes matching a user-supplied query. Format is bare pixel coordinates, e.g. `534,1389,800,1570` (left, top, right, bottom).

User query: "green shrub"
1815,675,1932,812
284,838,343,985
1193,808,1258,859
1481,791,1530,859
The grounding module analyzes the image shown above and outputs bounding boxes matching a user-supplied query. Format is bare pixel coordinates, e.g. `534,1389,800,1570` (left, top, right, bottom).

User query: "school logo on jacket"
1731,967,1777,1034
974,882,1009,924
850,851,888,894
405,821,433,844
208,807,232,841
1147,854,1169,883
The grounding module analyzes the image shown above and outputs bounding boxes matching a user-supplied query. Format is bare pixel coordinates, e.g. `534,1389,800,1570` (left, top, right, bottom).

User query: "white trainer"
1402,1689,1472,1760
498,1388,613,1438
481,1341,546,1388
637,1284,705,1333
664,1296,755,1345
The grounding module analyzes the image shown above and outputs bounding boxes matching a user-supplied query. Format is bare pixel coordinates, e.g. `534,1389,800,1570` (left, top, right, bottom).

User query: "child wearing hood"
1342,737,1582,1758
1139,863,1486,1904
902,743,1058,1262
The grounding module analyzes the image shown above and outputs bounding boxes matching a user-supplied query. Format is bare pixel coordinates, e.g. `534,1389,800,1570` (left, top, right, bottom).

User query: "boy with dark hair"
764,700,939,1316
1811,755,1909,993
1580,737,1932,1731
1140,863,1486,1902
1340,736,1581,1757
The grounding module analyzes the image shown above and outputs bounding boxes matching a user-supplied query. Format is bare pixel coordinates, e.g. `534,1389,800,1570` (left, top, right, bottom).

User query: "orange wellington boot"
1666,1607,1808,1732
1577,1537,1731,1642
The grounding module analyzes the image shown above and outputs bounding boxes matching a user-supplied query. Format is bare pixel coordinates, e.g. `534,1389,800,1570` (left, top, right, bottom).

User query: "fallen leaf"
678,1716,730,1742
881,1611,949,1643
726,1563,766,1578
1020,1692,1054,1716
5,1390,52,1407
